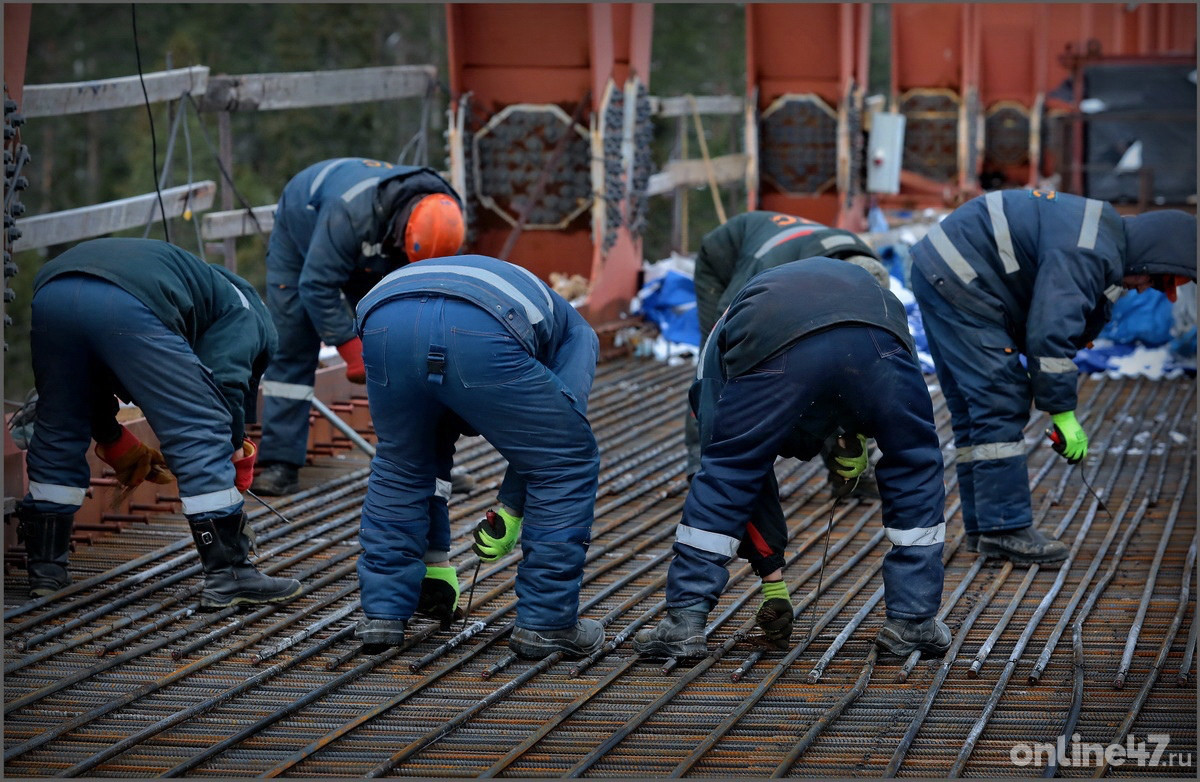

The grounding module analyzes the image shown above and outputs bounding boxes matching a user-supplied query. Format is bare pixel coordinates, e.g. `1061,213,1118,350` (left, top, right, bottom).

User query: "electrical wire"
131,4,171,244
184,94,266,237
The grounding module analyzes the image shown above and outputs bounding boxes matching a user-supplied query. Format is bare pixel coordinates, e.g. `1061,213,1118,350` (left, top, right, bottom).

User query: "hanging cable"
131,4,171,244
184,94,266,237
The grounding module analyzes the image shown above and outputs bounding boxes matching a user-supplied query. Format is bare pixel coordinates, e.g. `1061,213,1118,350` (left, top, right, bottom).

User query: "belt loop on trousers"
427,345,447,384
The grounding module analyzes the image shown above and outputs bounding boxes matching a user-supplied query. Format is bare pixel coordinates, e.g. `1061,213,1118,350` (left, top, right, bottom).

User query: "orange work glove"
337,337,366,384
232,439,257,492
95,426,173,508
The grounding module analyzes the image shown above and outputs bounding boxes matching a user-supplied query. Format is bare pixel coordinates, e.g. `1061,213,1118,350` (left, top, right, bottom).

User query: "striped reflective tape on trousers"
1104,284,1123,303
28,481,87,506
261,380,315,401
985,191,1019,274
675,524,741,558
1077,198,1104,250
378,264,546,325
956,440,1025,463
435,478,452,502
885,522,945,547
181,487,243,516
926,223,978,285
1036,356,1078,374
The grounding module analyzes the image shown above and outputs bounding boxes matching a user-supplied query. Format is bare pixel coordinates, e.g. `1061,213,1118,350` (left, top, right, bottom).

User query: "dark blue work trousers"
912,273,1034,534
25,275,242,521
358,296,600,630
668,326,946,620
258,227,323,468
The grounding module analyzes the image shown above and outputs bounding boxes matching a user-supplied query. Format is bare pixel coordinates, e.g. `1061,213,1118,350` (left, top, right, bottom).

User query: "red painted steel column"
444,3,652,324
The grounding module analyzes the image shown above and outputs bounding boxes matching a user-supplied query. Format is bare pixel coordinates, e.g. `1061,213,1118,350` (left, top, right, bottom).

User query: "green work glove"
831,433,869,479
472,507,523,561
755,580,794,649
1049,411,1088,464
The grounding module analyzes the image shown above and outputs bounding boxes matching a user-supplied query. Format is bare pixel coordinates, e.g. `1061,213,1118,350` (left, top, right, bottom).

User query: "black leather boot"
250,463,300,496
632,607,708,658
189,511,302,609
17,505,74,597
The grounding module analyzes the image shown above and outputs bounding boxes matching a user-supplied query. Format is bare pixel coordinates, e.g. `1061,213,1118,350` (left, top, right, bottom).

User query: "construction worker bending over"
19,238,300,607
253,158,468,497
352,254,605,659
910,190,1196,564
689,210,890,499
634,258,950,659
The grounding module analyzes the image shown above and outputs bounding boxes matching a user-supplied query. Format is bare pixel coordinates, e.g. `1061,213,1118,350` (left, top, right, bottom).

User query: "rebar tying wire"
965,380,1154,677
1094,534,1197,778
4,368,1193,777
1027,385,1192,683
943,385,1178,776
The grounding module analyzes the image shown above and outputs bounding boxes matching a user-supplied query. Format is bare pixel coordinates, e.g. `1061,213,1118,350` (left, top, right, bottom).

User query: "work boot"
632,607,708,658
754,597,794,649
17,505,74,597
510,618,605,659
356,618,407,651
450,466,475,495
250,463,300,496
189,511,302,609
978,525,1068,564
875,616,952,658
415,565,461,627
965,533,980,553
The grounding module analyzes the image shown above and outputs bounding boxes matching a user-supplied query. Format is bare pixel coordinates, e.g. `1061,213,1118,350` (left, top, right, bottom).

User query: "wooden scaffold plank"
13,182,216,251
21,67,210,118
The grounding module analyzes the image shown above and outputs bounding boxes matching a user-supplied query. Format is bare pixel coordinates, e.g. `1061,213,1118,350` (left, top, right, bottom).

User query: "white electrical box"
866,112,906,195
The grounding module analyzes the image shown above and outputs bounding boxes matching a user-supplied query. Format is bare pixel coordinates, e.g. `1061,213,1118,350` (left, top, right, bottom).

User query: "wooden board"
13,182,215,251
21,67,209,118
197,66,435,112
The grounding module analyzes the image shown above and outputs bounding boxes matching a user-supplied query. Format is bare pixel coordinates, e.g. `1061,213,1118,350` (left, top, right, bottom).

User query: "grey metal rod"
310,395,376,457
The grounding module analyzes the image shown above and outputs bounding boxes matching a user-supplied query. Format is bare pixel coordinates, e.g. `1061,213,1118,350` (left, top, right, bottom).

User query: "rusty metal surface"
4,357,1196,777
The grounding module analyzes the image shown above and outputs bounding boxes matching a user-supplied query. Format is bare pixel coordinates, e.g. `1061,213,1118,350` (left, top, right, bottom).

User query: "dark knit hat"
1122,210,1197,280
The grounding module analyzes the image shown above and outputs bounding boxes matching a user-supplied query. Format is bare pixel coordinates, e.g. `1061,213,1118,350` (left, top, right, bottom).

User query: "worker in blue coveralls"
19,238,301,607
634,258,951,659
911,189,1196,564
252,158,467,498
689,210,890,499
351,254,605,659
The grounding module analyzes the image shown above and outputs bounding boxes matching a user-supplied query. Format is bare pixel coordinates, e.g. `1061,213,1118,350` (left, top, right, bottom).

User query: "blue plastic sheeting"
636,270,702,347
1098,288,1174,347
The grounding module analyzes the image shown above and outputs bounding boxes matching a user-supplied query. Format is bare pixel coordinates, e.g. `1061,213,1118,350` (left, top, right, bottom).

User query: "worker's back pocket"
362,326,389,387
451,327,530,388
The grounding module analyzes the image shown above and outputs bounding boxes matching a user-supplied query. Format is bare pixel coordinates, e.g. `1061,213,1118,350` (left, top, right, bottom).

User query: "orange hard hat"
404,194,465,262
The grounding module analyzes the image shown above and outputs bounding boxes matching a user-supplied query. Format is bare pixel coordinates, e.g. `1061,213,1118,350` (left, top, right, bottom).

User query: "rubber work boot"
450,466,475,495
17,505,74,597
875,616,952,658
965,533,980,553
356,618,407,651
978,525,1068,564
189,511,302,609
632,607,708,658
510,618,605,659
250,463,300,496
755,598,794,649
415,565,462,627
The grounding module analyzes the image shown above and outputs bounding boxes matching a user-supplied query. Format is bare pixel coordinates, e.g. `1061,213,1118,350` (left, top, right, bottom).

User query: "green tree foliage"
6,3,754,400
6,4,449,399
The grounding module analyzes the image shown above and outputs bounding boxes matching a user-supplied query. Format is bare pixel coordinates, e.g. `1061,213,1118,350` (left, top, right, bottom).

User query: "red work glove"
95,426,174,490
337,337,366,384
232,439,257,492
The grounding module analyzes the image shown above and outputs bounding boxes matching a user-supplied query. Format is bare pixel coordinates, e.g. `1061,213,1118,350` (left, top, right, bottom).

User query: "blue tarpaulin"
636,270,702,347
